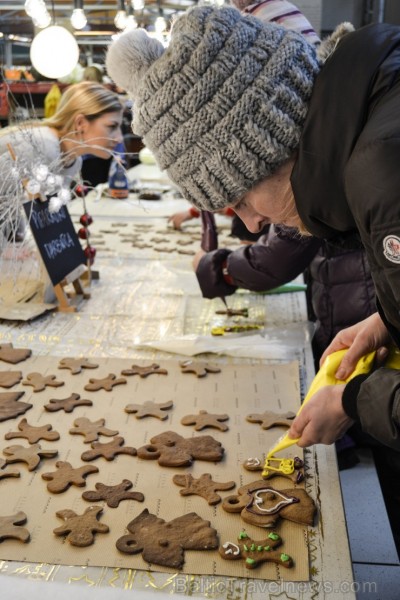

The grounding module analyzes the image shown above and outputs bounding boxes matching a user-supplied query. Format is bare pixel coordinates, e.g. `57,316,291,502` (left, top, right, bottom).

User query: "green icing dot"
238,531,248,540
257,545,263,552
250,543,256,551
280,553,290,562
246,558,256,565
243,544,249,552
268,532,280,541
264,545,271,551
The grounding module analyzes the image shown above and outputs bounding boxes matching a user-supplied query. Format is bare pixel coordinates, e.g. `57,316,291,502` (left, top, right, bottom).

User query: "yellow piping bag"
263,349,376,475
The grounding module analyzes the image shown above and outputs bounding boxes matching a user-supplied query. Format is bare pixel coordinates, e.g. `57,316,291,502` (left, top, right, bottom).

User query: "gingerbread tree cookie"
179,360,221,378
125,400,173,420
121,363,168,378
82,479,144,507
0,511,30,543
84,373,127,391
42,461,99,493
116,509,218,569
0,391,32,422
81,436,137,462
246,410,296,429
173,473,235,505
53,506,109,547
58,357,99,375
3,443,58,471
5,418,60,443
219,530,293,570
181,410,229,431
137,431,224,467
69,417,118,443
22,372,64,393
0,343,31,364
44,393,93,413
222,480,316,528
0,371,22,388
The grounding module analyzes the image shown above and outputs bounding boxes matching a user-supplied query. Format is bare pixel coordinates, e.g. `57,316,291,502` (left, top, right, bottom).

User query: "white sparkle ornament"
30,26,79,79
48,196,63,213
26,179,41,195
32,163,49,182
58,188,72,204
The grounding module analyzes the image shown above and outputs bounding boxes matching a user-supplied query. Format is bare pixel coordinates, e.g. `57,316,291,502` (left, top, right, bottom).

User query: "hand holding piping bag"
265,349,376,463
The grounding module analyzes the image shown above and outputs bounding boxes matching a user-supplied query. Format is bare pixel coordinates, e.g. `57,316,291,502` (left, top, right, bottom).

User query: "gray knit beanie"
106,5,320,211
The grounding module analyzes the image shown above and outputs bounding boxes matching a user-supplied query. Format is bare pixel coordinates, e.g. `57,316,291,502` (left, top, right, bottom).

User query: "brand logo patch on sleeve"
383,235,400,263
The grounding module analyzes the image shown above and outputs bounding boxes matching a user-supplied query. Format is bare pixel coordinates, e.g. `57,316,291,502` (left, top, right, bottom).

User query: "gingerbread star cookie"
179,360,221,378
22,372,64,393
44,393,93,413
125,400,173,420
0,511,30,543
0,391,32,422
42,461,99,493
53,506,109,547
82,479,144,507
121,363,168,378
181,410,229,431
84,373,127,392
0,344,31,364
116,509,218,569
219,530,293,570
246,410,296,430
5,418,60,443
58,357,99,375
173,473,235,505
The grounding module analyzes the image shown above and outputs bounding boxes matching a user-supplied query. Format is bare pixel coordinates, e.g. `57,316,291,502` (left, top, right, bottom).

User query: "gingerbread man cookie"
3,443,58,471
0,343,31,364
84,373,127,392
42,461,99,493
0,391,32,422
81,436,137,462
54,506,109,547
179,360,221,378
125,400,173,420
173,473,235,505
181,410,229,431
137,431,224,467
0,458,20,481
116,509,218,569
22,372,64,393
121,363,168,378
58,357,99,375
243,456,304,483
82,479,144,507
5,418,60,443
246,410,296,430
44,393,93,413
69,417,118,443
219,530,293,570
0,371,23,388
222,480,316,528
0,511,30,543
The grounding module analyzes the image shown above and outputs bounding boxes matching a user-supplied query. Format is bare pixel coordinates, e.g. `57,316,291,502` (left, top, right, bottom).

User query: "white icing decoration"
222,542,240,556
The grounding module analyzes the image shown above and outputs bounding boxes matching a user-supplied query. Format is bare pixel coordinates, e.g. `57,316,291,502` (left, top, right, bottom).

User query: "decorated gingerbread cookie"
136,431,224,467
82,479,144,507
222,480,316,528
243,456,304,483
53,506,109,547
219,530,293,570
116,509,218,569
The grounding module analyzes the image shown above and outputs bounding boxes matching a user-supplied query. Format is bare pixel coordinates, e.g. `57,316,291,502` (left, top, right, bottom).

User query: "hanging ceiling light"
30,25,79,79
24,0,51,29
154,12,167,35
114,0,128,30
71,0,87,30
125,4,138,30
131,0,144,10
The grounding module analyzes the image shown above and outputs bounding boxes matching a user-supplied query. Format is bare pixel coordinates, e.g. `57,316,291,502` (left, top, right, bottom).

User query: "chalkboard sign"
23,200,86,286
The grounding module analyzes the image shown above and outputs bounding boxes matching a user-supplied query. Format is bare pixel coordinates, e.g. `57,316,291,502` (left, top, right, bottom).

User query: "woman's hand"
319,313,391,380
288,384,353,447
167,210,192,230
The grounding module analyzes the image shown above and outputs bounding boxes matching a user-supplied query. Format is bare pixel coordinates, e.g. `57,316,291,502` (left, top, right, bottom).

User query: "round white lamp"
30,25,79,79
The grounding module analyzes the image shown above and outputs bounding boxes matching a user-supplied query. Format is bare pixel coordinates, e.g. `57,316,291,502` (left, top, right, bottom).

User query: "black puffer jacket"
195,225,376,362
291,23,400,451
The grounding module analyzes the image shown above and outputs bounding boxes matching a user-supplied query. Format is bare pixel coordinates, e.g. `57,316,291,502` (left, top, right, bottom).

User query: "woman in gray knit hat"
107,6,400,457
